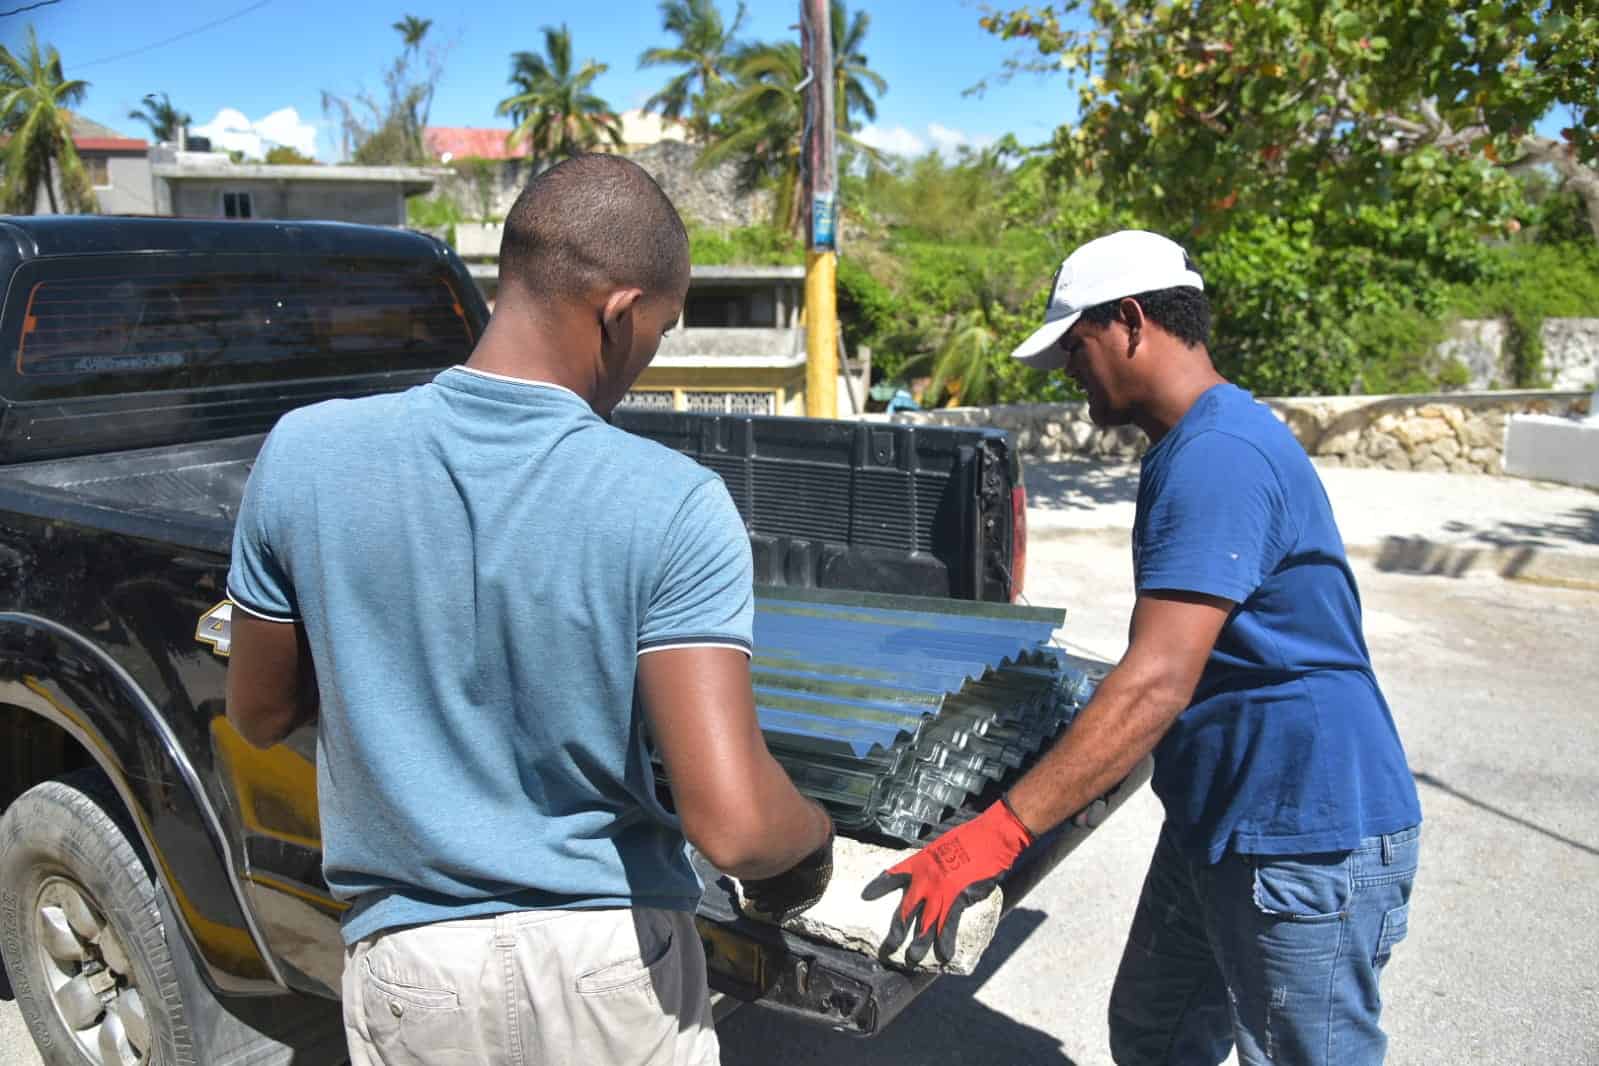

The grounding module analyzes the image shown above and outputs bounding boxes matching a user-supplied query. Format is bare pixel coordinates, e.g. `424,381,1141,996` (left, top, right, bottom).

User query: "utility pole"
801,0,838,419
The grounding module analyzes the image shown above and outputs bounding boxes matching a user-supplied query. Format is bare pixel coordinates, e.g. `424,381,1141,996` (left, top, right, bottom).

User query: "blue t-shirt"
1134,383,1421,863
229,366,754,944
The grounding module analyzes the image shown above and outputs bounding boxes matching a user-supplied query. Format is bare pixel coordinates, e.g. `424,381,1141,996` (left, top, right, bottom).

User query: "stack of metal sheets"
660,586,1093,847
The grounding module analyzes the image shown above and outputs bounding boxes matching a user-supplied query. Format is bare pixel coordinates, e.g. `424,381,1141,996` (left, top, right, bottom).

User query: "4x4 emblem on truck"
196,600,233,658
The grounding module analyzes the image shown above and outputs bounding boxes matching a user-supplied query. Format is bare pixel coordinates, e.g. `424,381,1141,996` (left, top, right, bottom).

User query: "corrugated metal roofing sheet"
657,585,1092,845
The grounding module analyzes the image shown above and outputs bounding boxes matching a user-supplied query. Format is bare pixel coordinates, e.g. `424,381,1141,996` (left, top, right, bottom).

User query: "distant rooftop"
425,110,687,163
150,150,444,193
68,112,146,153
424,127,528,162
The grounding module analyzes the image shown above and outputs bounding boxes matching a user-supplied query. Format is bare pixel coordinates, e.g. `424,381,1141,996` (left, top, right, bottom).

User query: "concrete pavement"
716,526,1599,1065
1026,459,1599,587
4,464,1597,1066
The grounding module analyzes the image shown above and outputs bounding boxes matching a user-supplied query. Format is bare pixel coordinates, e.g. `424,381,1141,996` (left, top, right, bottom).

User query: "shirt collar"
446,364,587,404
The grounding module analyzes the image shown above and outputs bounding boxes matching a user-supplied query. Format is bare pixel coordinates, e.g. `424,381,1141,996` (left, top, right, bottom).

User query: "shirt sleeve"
1135,431,1288,604
227,426,300,622
639,477,754,656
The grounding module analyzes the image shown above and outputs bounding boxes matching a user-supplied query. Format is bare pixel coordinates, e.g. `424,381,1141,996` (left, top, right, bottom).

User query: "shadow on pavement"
718,907,1080,1065
1414,771,1599,858
0,948,12,1001
1024,460,1139,513
1374,537,1511,578
1438,506,1599,551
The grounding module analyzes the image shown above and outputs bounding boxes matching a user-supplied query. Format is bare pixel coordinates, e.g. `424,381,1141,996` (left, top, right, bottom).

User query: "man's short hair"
1080,286,1212,349
500,154,689,301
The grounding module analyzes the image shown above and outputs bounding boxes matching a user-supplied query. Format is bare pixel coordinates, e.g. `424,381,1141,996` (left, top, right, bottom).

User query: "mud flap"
155,883,346,1065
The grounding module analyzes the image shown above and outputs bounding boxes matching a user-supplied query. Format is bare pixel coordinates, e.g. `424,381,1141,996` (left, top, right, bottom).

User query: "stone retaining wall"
1441,318,1599,390
890,390,1593,474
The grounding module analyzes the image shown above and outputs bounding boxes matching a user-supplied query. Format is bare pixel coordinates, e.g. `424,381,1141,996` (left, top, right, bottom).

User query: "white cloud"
856,124,927,158
857,122,997,161
192,107,319,160
927,122,996,158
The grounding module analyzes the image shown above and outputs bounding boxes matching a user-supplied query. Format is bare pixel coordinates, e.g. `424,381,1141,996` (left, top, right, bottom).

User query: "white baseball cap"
1011,230,1204,370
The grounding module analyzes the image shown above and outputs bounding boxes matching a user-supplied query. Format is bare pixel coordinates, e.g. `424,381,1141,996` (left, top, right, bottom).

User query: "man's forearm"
1004,660,1188,836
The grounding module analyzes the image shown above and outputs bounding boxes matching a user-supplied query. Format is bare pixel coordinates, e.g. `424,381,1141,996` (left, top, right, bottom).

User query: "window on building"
222,191,254,219
617,390,676,411
684,390,776,415
85,156,110,187
683,286,779,329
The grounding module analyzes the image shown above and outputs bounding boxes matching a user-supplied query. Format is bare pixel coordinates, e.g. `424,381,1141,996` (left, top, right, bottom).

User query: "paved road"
6,501,1597,1065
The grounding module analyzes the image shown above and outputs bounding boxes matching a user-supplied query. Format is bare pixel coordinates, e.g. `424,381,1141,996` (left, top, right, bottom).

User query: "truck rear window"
5,253,476,398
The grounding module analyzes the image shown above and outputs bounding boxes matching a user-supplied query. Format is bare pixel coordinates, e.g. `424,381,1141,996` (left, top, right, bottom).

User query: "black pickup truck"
0,217,1148,1066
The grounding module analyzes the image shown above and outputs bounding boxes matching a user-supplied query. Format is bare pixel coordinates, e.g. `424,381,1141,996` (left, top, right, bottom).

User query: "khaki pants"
342,908,720,1066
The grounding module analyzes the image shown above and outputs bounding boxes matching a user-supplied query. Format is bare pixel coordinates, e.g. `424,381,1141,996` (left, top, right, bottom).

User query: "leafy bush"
1448,241,1599,386
684,151,1599,404
406,196,466,247
688,223,803,266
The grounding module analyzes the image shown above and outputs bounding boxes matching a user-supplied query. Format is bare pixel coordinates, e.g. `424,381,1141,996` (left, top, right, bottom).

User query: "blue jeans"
1108,824,1419,1066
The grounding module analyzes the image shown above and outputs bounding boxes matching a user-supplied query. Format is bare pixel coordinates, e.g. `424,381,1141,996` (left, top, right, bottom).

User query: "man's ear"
600,287,645,352
1118,297,1145,357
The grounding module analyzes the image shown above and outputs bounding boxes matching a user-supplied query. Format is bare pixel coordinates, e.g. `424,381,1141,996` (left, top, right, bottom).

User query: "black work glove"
739,831,835,924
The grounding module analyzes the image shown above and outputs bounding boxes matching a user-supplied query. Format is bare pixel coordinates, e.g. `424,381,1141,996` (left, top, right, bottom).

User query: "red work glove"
861,797,1034,966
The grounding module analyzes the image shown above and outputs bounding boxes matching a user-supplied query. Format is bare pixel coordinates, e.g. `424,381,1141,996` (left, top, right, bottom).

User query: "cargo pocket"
360,954,469,1066
1251,855,1350,923
1373,902,1410,971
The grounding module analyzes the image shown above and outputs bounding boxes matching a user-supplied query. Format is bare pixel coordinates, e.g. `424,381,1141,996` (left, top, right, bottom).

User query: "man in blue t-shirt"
866,231,1420,1065
223,155,834,1066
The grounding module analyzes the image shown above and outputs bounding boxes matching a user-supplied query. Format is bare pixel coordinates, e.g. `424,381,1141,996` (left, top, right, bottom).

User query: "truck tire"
0,770,195,1061
0,768,193,1065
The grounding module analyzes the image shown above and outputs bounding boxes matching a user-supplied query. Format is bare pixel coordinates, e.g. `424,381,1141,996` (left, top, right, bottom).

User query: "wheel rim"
32,876,150,1066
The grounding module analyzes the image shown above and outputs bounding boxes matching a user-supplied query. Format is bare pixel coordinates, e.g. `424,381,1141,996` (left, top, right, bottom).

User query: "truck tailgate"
692,753,1152,1035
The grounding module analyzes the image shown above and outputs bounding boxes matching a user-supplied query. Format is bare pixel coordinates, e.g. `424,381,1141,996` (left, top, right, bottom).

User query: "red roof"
424,127,528,161
75,137,148,153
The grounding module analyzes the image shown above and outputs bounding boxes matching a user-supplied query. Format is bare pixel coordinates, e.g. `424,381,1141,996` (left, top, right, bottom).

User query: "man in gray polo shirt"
224,155,833,1066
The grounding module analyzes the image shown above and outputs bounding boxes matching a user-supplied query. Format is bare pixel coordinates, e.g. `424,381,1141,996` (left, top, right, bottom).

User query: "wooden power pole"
801,0,838,419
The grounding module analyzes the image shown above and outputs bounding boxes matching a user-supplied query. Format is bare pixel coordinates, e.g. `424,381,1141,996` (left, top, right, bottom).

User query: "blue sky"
12,0,1072,161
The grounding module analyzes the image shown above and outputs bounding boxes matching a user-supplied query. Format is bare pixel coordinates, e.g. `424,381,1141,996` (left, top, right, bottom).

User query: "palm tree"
830,0,886,133
702,40,884,234
496,25,621,161
127,91,191,144
393,15,432,52
698,42,807,232
638,0,746,143
0,27,95,215
929,299,1005,407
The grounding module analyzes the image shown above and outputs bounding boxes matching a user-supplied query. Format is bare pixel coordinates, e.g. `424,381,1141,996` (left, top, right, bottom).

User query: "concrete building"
15,114,443,225
469,262,865,416
149,147,444,226
633,264,810,416
18,115,155,215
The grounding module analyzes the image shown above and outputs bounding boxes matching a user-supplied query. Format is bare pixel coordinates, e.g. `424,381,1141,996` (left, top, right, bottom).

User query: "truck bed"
0,435,258,554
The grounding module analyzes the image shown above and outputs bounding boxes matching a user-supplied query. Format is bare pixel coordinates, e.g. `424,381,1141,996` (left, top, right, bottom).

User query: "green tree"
700,43,806,232
322,17,442,164
264,144,318,165
393,15,433,51
127,91,190,144
829,0,886,133
496,25,621,161
704,37,886,234
0,27,95,215
639,0,746,143
981,1,1599,240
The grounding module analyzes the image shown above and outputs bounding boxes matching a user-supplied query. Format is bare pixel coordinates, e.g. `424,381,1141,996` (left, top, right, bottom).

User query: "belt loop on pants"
1381,833,1394,865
